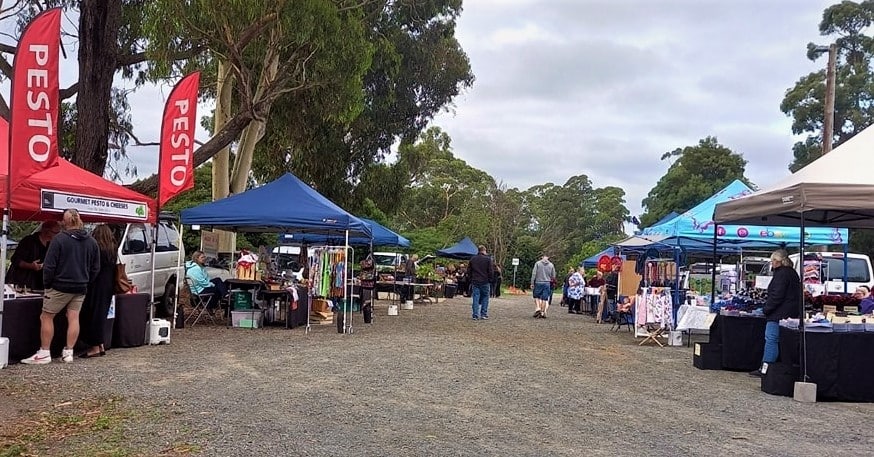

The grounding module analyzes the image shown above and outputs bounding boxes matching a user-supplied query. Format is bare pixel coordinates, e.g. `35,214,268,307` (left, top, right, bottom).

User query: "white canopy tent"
714,125,874,228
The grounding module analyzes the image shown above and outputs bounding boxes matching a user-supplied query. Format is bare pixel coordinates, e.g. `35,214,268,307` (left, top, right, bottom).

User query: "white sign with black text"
40,189,148,221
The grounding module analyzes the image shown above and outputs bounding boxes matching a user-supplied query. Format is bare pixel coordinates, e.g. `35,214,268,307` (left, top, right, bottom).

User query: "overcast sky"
11,1,838,224
430,0,836,220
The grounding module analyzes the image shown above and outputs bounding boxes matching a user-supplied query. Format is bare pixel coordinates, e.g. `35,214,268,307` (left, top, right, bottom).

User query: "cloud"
434,0,836,218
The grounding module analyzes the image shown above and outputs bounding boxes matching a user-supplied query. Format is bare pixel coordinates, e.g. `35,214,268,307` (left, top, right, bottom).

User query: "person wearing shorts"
530,255,556,318
22,209,100,365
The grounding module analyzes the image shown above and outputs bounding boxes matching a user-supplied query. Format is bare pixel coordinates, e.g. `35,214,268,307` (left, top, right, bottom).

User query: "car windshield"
373,255,399,267
823,258,870,283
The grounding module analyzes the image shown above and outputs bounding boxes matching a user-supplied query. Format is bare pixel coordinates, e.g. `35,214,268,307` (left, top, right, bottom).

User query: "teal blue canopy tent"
641,180,847,247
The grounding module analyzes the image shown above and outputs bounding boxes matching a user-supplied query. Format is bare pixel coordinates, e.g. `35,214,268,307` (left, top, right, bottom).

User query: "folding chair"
611,309,633,332
638,324,666,347
184,277,216,327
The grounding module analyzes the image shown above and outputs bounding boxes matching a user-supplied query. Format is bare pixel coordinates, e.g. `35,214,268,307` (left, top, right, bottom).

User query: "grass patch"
0,395,134,457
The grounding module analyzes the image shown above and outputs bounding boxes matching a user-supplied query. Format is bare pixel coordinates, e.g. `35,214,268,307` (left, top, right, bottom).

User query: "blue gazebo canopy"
181,173,371,237
436,237,478,260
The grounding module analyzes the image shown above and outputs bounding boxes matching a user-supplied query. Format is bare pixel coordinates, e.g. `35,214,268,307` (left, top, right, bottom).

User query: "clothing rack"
635,287,674,343
308,246,355,334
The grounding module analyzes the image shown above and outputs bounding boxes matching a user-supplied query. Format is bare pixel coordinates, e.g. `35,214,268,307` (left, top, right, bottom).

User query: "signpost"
512,257,520,288
201,230,219,258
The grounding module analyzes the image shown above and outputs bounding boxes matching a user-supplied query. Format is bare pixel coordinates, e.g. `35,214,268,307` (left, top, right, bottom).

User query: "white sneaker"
22,349,52,365
61,348,74,363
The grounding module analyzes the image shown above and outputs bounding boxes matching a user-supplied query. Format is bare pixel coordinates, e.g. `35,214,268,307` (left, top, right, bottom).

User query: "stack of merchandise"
718,290,767,315
310,298,333,325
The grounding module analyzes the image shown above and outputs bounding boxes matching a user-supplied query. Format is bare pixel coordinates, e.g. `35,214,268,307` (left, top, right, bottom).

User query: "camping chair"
611,298,633,332
184,277,216,327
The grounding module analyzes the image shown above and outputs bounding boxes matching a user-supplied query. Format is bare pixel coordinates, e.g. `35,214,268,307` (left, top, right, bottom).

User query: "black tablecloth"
709,314,767,371
780,328,874,402
288,287,308,329
112,293,149,348
1,294,148,362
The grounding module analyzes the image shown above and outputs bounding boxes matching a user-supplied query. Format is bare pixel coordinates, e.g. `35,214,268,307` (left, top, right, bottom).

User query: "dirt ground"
2,293,873,456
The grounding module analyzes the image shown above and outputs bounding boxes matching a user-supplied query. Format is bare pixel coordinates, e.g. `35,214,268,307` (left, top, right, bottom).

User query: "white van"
372,252,407,273
112,216,229,317
759,252,874,293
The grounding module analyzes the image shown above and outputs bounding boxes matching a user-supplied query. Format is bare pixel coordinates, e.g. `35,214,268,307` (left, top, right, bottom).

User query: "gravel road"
2,293,873,456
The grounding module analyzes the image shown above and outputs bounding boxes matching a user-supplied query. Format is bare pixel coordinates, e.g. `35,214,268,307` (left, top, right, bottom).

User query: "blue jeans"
763,321,780,364
471,283,491,318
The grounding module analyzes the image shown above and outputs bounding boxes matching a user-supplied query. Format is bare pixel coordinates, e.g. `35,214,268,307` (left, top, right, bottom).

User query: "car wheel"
156,280,177,318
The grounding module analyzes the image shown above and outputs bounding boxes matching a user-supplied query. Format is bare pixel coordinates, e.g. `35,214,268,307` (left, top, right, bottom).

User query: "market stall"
181,173,372,334
713,123,874,401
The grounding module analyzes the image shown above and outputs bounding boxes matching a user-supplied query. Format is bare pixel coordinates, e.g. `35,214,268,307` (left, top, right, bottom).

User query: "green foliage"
405,226,451,257
783,0,874,171
640,137,749,227
564,236,623,274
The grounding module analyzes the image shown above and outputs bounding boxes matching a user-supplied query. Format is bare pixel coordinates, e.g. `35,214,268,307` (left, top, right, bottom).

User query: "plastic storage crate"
231,309,263,328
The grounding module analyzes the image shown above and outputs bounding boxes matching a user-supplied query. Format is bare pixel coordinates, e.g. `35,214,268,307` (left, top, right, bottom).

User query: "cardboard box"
312,298,332,314
235,264,260,280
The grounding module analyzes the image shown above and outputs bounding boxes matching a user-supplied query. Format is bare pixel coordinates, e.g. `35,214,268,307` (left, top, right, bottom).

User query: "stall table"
708,314,766,371
0,293,148,363
780,328,874,402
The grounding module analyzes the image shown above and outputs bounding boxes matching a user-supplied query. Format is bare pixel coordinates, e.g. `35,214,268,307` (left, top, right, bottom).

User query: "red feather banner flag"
8,8,62,193
158,72,201,207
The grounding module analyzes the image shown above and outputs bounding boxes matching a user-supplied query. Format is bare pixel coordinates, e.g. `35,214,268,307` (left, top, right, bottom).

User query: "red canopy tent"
0,119,156,223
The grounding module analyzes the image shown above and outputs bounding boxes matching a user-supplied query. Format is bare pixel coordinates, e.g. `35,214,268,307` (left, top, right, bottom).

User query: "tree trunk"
128,109,256,195
74,0,121,176
213,61,235,256
212,61,233,201
229,48,279,193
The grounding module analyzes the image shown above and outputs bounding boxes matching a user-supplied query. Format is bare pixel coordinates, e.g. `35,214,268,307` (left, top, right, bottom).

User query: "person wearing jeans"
752,249,801,377
468,245,494,320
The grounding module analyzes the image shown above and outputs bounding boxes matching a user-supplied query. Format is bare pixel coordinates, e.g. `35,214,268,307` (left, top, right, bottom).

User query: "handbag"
115,263,133,294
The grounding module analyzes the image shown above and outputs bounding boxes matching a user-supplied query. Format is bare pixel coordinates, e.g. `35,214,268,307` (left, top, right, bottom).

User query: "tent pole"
147,218,159,343
800,212,808,382
825,240,850,294
710,224,718,306
170,223,184,332
0,208,9,333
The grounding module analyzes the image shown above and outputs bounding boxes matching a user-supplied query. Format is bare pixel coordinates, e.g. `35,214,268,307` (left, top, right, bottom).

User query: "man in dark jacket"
751,249,801,377
469,245,494,320
22,209,100,365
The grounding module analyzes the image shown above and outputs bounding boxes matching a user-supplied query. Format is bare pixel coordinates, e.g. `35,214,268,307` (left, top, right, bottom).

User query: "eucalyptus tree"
781,0,874,171
640,137,748,228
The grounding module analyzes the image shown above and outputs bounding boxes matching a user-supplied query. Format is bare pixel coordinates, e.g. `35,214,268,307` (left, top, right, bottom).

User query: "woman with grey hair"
751,249,801,377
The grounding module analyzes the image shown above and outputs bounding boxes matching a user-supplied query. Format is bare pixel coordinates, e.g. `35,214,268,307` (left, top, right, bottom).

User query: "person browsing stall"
186,251,228,311
469,245,494,320
750,249,801,378
858,287,874,314
531,255,556,318
22,210,100,365
6,221,61,291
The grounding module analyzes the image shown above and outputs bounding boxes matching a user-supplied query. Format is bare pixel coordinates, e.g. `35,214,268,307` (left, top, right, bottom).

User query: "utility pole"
823,43,837,154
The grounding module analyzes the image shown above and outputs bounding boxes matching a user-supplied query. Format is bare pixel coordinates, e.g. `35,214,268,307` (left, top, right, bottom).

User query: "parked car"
108,215,230,318
759,251,873,293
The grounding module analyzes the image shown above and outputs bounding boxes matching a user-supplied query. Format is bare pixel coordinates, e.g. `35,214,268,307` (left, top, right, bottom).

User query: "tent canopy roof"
714,125,874,228
0,118,155,223
279,217,410,248
181,173,371,236
644,179,847,245
436,236,478,259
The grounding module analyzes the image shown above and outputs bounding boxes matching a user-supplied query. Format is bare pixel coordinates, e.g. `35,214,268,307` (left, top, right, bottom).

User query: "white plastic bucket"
387,304,399,316
401,301,414,310
668,330,683,347
148,319,171,345
0,337,8,369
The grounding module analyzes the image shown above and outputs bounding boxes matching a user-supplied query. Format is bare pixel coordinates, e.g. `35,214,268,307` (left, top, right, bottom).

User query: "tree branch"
128,109,257,195
116,44,207,67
